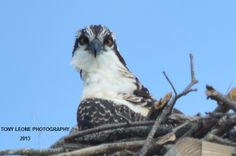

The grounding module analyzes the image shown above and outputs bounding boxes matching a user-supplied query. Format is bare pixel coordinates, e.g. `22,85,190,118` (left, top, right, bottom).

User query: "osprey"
72,25,160,130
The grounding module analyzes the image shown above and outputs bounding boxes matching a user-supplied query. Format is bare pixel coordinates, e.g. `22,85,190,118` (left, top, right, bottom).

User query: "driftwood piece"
206,85,236,112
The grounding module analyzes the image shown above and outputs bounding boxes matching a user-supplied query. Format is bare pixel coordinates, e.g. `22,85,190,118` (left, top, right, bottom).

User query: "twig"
138,101,172,156
189,53,197,85
0,148,64,156
138,54,198,156
163,71,177,96
169,54,198,113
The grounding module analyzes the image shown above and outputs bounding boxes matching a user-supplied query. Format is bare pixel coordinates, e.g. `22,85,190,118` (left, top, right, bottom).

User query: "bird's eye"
79,36,89,45
104,37,113,47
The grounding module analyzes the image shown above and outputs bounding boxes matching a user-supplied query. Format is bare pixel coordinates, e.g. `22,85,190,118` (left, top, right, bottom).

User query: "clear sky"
0,0,236,150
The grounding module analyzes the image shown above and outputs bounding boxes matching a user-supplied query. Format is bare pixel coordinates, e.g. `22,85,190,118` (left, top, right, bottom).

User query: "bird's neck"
80,56,137,100
71,48,137,100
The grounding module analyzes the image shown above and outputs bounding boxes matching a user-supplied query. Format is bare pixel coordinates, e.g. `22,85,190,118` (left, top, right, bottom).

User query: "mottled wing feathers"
122,78,157,108
77,98,147,130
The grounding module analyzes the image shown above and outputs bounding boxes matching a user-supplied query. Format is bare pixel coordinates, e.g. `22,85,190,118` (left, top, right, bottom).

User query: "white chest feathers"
82,67,136,100
72,49,150,116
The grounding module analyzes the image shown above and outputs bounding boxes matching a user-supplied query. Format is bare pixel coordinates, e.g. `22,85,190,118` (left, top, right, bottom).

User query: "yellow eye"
104,37,113,47
79,36,89,45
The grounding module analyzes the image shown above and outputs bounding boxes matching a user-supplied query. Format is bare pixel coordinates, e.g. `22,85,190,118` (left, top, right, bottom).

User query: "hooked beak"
89,38,103,57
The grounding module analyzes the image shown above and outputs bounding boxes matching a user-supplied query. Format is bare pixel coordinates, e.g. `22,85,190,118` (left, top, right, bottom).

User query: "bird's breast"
81,70,136,99
80,71,150,117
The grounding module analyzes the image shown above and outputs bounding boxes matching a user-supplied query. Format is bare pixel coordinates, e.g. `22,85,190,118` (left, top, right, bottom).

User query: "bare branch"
182,53,198,92
138,54,198,156
205,134,236,147
180,121,202,138
156,121,191,145
206,114,236,136
53,140,162,156
163,71,177,96
190,53,197,82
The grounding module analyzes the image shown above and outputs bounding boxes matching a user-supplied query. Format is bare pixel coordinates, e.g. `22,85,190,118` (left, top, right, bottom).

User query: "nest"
1,54,236,156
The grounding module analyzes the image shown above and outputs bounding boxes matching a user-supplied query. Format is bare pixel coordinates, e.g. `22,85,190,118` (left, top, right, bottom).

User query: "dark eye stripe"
72,38,79,56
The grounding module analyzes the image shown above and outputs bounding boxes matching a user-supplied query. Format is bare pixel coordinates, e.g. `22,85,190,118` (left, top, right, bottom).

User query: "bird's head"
71,25,127,74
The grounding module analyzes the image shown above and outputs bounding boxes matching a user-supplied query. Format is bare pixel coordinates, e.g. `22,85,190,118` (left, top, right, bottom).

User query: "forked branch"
139,53,198,156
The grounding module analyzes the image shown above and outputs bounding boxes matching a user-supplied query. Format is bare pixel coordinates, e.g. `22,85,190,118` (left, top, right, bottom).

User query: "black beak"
89,38,102,57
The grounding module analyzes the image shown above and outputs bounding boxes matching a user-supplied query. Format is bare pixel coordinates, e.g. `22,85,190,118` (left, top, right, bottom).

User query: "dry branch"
180,121,202,138
206,85,236,112
53,140,161,156
156,121,191,145
205,134,236,147
55,122,195,156
139,53,198,156
206,114,236,136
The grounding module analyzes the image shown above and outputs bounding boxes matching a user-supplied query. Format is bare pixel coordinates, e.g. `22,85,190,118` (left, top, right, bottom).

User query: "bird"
71,25,161,130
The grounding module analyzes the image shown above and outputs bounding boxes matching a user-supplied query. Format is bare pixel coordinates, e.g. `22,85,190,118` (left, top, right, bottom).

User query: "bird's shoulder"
122,77,157,107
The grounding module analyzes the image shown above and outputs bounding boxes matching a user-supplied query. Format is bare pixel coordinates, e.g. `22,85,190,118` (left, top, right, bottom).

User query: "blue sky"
0,0,236,150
